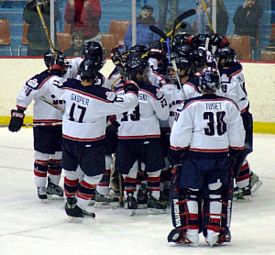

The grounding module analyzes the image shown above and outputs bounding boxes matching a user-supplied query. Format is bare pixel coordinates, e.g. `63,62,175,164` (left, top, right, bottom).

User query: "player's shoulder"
140,82,159,97
25,69,51,89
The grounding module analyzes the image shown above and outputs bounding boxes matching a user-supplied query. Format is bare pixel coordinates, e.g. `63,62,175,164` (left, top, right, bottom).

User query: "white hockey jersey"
182,75,201,100
50,78,138,143
160,82,184,128
116,82,169,139
170,94,245,155
16,70,65,125
216,63,249,112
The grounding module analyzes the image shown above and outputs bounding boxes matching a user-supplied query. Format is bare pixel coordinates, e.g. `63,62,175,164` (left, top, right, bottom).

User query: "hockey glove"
229,148,246,177
168,148,187,167
8,109,25,132
124,82,139,95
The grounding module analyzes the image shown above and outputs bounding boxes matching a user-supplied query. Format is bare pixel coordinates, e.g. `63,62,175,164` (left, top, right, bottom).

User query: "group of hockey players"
8,26,263,247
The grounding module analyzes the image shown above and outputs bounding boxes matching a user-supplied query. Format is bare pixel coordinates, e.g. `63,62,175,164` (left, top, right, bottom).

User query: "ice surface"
0,128,275,255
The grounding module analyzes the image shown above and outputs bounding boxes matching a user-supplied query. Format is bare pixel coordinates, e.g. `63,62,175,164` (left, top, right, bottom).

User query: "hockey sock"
147,170,161,200
34,159,48,188
48,159,62,185
236,159,251,189
64,170,79,198
77,174,102,210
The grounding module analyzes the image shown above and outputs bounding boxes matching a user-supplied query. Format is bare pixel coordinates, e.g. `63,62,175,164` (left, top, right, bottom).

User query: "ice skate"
37,187,47,201
167,228,199,247
94,192,119,208
234,186,251,202
147,195,167,214
46,178,63,198
250,172,263,194
65,197,96,220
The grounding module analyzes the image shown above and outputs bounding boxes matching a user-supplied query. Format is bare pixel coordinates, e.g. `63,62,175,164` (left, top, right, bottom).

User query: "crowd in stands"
0,0,273,60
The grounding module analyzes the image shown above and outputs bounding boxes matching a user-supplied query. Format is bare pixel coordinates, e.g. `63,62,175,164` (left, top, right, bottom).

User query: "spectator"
64,0,101,41
194,0,228,36
124,5,159,48
233,0,263,58
64,31,85,57
158,0,179,32
23,0,60,56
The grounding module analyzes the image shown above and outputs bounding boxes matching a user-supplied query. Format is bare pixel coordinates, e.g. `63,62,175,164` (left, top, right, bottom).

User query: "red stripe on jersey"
118,134,160,139
189,148,229,153
62,134,105,142
230,68,242,78
170,146,187,151
230,146,246,151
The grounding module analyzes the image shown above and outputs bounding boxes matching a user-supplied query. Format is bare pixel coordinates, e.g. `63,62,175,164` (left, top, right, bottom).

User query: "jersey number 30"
204,111,226,136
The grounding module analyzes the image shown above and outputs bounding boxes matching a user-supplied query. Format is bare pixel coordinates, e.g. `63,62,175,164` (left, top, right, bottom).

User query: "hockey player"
215,46,262,200
49,58,139,218
168,68,245,246
8,50,67,200
106,45,129,89
114,54,169,210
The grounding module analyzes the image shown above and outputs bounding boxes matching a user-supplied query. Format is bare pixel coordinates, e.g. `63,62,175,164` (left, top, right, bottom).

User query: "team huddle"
8,31,262,247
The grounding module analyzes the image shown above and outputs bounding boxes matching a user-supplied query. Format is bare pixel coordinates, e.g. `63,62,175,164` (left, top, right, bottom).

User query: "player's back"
116,82,169,139
173,94,245,155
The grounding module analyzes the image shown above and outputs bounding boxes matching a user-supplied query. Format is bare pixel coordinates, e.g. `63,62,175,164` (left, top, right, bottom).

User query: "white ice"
0,128,275,255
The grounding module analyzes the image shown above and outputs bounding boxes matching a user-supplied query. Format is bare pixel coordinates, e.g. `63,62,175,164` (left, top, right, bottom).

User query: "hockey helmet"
215,46,236,66
124,54,148,81
199,67,220,93
111,45,129,66
82,41,104,69
79,59,100,81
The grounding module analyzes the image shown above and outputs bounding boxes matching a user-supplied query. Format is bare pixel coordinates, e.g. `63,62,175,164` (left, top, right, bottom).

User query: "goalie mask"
199,67,220,94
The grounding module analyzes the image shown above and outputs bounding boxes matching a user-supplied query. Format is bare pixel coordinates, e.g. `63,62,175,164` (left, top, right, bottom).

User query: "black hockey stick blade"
176,9,196,24
149,25,168,40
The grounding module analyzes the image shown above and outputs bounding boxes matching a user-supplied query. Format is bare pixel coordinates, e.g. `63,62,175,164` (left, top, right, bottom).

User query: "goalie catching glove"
8,109,25,132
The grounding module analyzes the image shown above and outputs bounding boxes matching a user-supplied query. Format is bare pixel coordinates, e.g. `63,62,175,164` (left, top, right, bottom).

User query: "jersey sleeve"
150,88,169,121
227,102,246,149
170,103,194,150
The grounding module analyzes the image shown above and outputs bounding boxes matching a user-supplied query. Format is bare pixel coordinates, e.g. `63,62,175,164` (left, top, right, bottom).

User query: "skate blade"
234,196,252,203
94,202,119,209
67,216,83,223
128,208,167,216
251,180,263,194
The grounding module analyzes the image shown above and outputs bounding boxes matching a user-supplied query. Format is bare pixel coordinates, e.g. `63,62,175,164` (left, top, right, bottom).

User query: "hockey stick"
0,122,62,128
170,9,196,52
200,0,214,33
35,1,55,51
40,96,64,112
